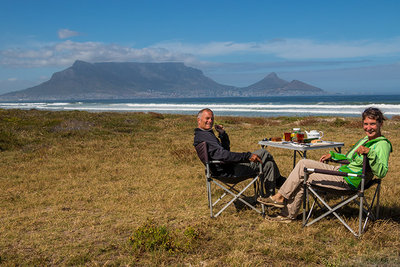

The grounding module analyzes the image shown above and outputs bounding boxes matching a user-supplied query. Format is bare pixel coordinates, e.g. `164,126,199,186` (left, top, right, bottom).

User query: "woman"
258,107,392,223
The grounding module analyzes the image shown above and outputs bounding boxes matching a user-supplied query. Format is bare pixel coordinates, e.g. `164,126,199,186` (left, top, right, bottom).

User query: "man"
193,108,285,196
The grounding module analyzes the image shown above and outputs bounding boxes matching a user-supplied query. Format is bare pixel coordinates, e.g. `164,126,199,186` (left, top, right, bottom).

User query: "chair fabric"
302,155,382,237
195,141,265,217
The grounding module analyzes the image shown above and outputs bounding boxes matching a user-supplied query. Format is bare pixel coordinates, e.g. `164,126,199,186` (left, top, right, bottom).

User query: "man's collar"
197,127,213,132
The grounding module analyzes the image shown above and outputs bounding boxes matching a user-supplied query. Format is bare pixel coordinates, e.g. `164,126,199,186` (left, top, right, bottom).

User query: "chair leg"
207,178,213,218
358,193,364,236
376,183,381,219
303,172,308,225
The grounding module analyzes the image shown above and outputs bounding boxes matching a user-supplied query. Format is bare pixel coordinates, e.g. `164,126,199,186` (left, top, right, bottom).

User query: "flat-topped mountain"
0,61,324,100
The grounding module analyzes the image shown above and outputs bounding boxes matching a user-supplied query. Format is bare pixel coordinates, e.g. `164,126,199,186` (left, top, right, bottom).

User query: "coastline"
1,94,400,118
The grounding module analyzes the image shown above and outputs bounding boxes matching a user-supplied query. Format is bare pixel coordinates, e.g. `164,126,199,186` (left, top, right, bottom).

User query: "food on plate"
311,139,323,143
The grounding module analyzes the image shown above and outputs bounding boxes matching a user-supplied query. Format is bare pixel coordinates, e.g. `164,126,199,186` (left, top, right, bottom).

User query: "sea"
1,94,400,118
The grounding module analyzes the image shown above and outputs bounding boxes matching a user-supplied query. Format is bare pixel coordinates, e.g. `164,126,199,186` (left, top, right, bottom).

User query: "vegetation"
0,109,399,265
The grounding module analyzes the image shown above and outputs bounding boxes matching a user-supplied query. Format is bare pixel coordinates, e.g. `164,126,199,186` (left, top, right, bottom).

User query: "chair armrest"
208,160,223,164
304,167,362,178
327,159,350,164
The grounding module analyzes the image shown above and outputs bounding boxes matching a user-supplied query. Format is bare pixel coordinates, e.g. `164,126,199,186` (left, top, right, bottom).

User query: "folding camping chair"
195,141,265,218
302,155,382,237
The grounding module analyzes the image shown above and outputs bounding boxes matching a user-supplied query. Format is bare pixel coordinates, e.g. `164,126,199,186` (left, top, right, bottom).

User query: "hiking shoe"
265,214,294,223
257,196,285,208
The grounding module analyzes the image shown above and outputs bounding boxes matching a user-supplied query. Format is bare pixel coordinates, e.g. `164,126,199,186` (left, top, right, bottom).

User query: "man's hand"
214,124,225,134
249,154,262,163
319,153,332,162
355,145,370,155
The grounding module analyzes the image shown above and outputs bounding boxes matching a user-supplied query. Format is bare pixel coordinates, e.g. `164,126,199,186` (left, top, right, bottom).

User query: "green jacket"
329,136,392,189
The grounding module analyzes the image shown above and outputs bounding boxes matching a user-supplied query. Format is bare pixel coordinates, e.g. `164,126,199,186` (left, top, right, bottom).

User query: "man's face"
363,117,382,140
197,110,214,130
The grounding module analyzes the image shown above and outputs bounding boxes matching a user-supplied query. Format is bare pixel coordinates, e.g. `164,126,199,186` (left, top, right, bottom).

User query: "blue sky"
1,0,400,95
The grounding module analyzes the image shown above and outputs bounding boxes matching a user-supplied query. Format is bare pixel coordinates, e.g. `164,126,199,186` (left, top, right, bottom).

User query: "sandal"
264,214,294,223
257,196,285,208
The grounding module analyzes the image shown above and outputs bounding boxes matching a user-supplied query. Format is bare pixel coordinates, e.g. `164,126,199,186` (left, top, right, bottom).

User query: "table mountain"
0,61,324,100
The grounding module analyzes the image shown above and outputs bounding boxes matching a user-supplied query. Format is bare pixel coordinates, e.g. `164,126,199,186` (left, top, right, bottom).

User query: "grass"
0,109,399,266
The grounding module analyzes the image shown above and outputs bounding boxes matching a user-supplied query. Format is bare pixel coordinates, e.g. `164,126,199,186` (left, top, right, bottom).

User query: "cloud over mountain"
58,29,81,39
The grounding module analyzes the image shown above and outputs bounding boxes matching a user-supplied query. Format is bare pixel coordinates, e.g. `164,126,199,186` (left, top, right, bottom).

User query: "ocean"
1,94,400,118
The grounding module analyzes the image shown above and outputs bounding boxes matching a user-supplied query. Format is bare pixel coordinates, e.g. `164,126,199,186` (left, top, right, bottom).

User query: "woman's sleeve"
329,151,350,161
367,142,391,178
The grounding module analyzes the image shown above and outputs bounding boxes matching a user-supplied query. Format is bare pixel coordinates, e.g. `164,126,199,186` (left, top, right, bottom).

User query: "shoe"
257,196,285,208
264,214,294,224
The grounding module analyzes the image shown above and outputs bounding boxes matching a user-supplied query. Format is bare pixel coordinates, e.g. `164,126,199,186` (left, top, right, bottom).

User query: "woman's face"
363,117,382,140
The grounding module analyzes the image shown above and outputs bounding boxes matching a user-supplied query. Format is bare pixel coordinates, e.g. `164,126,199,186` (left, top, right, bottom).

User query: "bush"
129,219,177,254
332,118,349,127
391,115,400,121
0,130,21,151
129,219,202,255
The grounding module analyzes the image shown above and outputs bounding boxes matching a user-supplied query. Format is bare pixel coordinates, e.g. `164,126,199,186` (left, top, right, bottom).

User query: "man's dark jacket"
193,128,252,177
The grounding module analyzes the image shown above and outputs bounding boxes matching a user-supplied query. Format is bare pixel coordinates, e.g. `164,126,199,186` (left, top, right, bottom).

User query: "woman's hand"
355,145,370,155
319,153,332,163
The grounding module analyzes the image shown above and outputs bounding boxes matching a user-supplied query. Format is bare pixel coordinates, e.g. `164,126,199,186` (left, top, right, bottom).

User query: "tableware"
297,132,305,142
305,130,324,139
284,132,292,141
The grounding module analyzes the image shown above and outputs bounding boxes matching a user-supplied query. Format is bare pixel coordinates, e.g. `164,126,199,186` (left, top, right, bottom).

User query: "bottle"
292,128,300,139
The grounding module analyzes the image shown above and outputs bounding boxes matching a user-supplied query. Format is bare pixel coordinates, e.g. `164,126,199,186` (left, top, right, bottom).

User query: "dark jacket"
193,128,252,176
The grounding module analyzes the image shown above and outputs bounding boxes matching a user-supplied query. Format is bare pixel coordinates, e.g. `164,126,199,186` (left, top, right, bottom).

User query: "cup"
297,132,304,143
284,132,292,141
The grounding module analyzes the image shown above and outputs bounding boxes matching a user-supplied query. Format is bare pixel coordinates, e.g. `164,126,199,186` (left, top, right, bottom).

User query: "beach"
1,108,399,265
1,94,400,118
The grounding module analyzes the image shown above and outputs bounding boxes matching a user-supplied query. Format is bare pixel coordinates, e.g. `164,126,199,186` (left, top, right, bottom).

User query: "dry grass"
0,109,399,266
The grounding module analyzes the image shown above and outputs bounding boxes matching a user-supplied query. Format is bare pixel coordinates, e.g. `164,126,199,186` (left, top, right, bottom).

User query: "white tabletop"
258,140,344,151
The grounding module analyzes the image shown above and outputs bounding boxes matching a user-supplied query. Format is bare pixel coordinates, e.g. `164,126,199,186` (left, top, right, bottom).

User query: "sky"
1,0,400,95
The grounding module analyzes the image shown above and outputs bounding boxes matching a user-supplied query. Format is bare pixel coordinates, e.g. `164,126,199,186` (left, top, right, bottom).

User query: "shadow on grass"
379,204,400,223
305,202,400,226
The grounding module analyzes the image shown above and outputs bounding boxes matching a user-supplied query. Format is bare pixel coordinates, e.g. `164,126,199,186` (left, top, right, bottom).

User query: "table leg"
293,150,306,168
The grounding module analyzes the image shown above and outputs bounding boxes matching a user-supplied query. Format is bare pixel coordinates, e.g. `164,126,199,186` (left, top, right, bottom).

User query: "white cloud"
1,37,400,70
0,40,197,68
7,77,17,81
154,37,400,59
58,29,80,39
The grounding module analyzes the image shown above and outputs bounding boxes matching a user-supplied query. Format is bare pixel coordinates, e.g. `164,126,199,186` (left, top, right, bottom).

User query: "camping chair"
302,155,381,237
195,141,265,218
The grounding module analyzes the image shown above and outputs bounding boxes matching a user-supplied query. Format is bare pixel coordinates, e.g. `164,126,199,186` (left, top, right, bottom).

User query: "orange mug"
284,132,292,141
297,132,304,142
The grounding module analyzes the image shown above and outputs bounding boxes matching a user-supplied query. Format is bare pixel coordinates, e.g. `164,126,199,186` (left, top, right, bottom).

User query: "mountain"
0,61,324,100
244,72,288,91
241,72,324,96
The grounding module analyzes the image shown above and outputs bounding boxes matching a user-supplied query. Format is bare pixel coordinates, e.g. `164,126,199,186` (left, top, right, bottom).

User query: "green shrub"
129,219,177,254
332,118,349,127
0,130,21,151
129,220,202,255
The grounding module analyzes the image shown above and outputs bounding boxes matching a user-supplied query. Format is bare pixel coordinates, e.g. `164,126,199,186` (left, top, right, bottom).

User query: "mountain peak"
244,72,288,90
242,73,324,96
266,72,278,78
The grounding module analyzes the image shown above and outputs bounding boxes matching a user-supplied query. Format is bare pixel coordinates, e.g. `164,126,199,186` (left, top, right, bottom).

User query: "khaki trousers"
278,159,351,219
